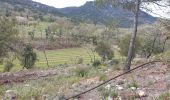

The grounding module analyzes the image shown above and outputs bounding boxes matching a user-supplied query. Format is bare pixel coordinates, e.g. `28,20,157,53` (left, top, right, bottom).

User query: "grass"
0,48,100,73
0,75,82,99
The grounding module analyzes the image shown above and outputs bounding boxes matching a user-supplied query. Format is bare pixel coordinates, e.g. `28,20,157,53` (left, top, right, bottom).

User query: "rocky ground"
66,62,170,100
1,62,170,100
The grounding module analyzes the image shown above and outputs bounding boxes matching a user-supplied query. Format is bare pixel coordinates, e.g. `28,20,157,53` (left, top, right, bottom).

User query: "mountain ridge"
58,1,157,27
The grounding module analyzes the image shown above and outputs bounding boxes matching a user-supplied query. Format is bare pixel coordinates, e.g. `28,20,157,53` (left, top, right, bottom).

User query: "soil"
0,62,170,100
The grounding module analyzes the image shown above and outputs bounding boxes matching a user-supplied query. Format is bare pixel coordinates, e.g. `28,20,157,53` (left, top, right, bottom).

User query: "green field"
0,48,100,72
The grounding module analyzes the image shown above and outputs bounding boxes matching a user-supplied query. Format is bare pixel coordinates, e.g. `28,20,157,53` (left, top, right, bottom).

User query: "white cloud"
33,0,94,8
142,0,170,19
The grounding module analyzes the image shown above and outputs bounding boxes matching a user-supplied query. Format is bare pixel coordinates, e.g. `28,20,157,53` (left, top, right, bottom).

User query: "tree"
118,34,141,57
0,17,18,58
21,44,37,69
95,41,114,61
96,0,168,70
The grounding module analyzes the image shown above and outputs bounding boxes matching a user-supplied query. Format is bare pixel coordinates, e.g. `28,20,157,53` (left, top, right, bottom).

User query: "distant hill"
0,0,64,17
58,1,157,27
0,0,157,27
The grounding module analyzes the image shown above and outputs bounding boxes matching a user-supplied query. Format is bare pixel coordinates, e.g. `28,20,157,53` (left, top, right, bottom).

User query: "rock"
105,84,111,90
116,85,124,90
130,87,137,90
108,96,113,100
137,90,147,97
5,90,17,100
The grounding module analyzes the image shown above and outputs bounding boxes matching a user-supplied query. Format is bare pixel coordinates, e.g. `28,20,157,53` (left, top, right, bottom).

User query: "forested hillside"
0,0,170,100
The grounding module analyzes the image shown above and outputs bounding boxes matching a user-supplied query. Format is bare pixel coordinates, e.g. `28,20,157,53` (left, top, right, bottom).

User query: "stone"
116,85,124,90
5,90,17,100
130,87,137,90
137,90,147,97
105,84,111,90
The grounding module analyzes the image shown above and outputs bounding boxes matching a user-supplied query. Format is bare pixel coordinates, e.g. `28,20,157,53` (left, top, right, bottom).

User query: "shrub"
98,87,110,99
157,51,170,70
109,59,120,65
3,58,13,72
77,57,83,64
74,66,89,77
20,44,37,69
92,60,101,67
158,92,170,100
140,36,163,58
98,87,118,99
95,41,114,61
118,34,141,57
0,58,3,64
99,74,108,82
110,89,118,98
127,81,138,89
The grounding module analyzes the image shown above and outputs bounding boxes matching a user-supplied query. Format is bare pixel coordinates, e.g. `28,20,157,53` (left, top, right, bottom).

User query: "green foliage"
95,41,114,61
140,37,162,58
110,89,118,98
109,58,120,65
118,34,141,57
98,87,110,98
92,60,101,67
0,17,18,58
74,66,89,77
3,58,13,72
98,86,118,99
99,74,108,81
157,51,170,70
157,92,170,100
77,57,84,64
127,81,139,89
21,44,37,69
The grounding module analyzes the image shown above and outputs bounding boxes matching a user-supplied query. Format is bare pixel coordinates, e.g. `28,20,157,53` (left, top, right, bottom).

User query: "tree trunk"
162,37,168,53
124,0,141,70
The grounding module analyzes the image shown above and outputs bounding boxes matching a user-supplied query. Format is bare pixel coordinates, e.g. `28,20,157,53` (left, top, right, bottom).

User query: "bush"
3,58,13,72
110,89,118,98
140,36,163,58
118,34,141,57
109,59,120,65
158,92,170,100
74,66,89,77
99,74,108,82
21,44,37,69
77,57,83,64
157,51,170,70
127,81,138,89
95,41,114,61
92,60,101,67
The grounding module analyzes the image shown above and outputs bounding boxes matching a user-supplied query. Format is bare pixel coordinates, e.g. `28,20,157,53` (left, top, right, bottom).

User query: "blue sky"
33,0,94,8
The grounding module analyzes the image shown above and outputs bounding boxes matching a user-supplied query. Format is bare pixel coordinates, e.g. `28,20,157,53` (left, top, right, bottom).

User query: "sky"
33,0,170,19
33,0,94,8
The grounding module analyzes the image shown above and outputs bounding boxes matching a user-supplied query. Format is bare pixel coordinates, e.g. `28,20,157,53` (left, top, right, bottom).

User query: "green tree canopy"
0,17,19,58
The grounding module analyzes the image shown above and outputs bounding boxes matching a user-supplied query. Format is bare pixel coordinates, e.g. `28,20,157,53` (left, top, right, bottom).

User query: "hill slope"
0,0,156,27
58,1,157,27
